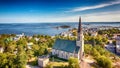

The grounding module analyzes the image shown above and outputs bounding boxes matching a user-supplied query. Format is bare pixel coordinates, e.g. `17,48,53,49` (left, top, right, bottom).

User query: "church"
52,17,84,60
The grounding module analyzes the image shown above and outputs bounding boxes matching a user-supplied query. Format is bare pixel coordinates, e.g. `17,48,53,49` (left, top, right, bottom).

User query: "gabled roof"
53,39,80,53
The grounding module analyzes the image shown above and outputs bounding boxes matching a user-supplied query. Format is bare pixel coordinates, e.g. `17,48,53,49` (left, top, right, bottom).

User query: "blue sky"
0,0,120,23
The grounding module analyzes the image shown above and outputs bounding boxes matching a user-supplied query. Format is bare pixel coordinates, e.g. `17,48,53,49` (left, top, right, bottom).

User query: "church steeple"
77,17,82,41
76,17,84,60
78,17,82,33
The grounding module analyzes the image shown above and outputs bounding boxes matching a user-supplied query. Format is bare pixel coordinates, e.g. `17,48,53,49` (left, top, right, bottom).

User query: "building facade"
38,55,49,67
0,46,4,53
116,35,120,54
52,17,84,61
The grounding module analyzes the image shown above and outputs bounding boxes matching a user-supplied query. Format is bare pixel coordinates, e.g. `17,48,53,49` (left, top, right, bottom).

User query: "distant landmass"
54,25,71,29
0,22,120,36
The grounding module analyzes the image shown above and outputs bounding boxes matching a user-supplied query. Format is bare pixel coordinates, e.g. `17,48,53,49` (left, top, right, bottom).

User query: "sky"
0,0,120,23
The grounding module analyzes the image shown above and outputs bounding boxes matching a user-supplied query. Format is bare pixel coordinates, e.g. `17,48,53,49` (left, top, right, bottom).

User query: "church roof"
53,39,80,53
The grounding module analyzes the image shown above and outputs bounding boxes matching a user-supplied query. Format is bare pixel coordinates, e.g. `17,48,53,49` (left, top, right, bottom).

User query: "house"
113,34,120,39
116,35,120,54
60,31,73,37
35,38,39,41
38,55,49,67
0,46,4,53
90,31,98,36
13,33,24,41
52,17,84,61
27,42,33,49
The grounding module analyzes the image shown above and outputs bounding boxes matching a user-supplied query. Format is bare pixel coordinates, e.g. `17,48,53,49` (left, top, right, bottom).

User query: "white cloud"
69,0,120,12
51,10,120,22
0,10,120,23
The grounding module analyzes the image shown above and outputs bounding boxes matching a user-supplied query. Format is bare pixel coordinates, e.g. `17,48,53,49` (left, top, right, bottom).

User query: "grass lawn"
47,56,68,67
50,56,68,62
48,62,68,68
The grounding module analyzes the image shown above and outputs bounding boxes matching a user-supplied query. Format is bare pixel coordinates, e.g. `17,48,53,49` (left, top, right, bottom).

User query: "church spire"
76,17,84,61
78,16,82,33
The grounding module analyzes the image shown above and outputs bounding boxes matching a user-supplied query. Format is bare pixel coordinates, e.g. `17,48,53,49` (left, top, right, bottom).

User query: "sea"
0,22,120,36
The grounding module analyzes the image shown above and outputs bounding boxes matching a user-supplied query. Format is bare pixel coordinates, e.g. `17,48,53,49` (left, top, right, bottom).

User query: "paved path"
26,65,40,68
80,60,91,68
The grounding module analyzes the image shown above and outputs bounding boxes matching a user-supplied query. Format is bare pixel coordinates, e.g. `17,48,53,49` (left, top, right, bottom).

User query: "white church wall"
58,50,62,58
68,53,74,59
52,49,57,55
64,52,68,59
52,49,80,60
52,49,54,55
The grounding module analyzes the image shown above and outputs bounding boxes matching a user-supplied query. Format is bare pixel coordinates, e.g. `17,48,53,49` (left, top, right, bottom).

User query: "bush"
96,56,112,68
46,63,53,68
68,57,79,68
92,48,100,58
30,59,38,66
84,44,92,54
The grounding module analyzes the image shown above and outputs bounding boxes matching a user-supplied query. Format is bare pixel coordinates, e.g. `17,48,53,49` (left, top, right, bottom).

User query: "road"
26,65,39,68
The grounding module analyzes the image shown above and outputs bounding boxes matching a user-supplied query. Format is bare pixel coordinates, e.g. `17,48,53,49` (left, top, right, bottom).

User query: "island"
54,25,71,29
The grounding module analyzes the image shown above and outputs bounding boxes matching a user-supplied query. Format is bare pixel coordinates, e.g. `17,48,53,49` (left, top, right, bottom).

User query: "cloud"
51,10,120,22
0,10,120,23
68,0,120,12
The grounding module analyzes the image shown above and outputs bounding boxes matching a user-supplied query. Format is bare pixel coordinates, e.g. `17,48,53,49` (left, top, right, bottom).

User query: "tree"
26,49,34,62
84,44,92,55
15,45,27,68
112,40,116,45
68,57,79,68
0,53,7,68
92,48,100,58
0,53,17,68
96,56,112,68
46,63,53,68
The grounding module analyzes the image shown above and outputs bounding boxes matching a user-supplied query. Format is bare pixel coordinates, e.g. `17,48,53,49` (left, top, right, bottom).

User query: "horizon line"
0,21,120,24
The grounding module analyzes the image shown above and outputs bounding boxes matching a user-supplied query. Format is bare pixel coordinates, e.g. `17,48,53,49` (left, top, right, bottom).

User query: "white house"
13,33,25,41
60,31,73,37
38,55,49,67
0,46,4,53
35,38,39,41
27,42,33,49
52,17,84,61
90,31,98,36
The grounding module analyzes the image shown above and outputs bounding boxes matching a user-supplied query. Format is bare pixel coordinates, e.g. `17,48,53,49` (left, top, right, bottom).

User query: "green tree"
26,49,34,62
68,57,79,68
84,44,92,55
46,63,53,68
0,53,17,68
92,48,100,58
96,56,112,68
15,45,27,68
0,53,7,68
112,40,116,45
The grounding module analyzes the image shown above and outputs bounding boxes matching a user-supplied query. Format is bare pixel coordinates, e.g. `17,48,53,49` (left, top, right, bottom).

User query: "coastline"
0,22,120,36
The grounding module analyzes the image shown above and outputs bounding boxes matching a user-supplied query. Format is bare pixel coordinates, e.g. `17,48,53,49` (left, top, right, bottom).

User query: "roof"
53,39,80,53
